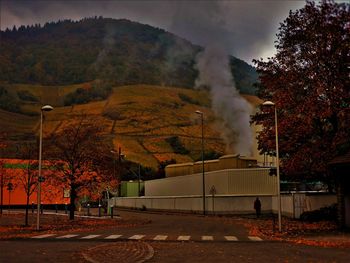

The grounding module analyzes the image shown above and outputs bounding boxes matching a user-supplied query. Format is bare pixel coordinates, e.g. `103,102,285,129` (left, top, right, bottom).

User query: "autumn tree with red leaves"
48,116,110,220
0,132,10,215
252,1,350,180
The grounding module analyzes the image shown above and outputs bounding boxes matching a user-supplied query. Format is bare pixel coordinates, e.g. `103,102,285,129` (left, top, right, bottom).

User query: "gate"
293,193,306,219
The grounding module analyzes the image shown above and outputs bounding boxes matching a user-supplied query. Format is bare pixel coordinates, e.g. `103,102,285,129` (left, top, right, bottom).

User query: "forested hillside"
0,17,258,94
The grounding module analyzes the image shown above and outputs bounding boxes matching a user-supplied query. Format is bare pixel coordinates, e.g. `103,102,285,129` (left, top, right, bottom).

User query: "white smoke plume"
195,45,253,156
93,23,116,71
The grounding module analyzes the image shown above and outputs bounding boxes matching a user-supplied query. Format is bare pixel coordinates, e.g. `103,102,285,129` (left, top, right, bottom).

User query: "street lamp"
195,110,205,215
110,148,125,181
111,150,117,183
110,149,125,208
37,105,53,230
262,101,282,232
0,171,3,215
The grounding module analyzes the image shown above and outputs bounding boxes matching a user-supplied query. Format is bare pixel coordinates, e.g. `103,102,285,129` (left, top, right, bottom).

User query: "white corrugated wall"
145,168,277,196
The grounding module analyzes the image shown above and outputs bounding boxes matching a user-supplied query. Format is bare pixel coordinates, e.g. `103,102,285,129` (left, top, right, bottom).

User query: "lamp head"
41,105,54,111
262,101,275,107
195,110,203,115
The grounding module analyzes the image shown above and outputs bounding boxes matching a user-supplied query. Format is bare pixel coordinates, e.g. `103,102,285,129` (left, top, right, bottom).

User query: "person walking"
254,197,261,218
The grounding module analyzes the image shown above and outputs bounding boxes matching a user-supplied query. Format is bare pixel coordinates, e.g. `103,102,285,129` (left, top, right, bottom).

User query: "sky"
0,0,309,64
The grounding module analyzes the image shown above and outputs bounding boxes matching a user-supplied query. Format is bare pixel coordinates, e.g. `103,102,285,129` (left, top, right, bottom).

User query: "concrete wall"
271,194,337,218
111,193,336,218
304,194,337,211
111,195,273,214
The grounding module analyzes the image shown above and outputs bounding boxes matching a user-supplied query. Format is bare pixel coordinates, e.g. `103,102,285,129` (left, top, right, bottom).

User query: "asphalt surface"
1,210,350,262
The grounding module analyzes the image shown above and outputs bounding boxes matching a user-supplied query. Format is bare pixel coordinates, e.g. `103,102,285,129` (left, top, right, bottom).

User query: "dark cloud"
0,0,306,62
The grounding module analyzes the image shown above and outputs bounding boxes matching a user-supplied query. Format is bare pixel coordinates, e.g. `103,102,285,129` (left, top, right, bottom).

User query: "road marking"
81,235,101,239
224,236,238,241
128,235,145,240
56,234,79,239
153,235,168,240
105,235,122,239
29,233,263,242
248,236,263,241
177,235,191,241
31,234,56,239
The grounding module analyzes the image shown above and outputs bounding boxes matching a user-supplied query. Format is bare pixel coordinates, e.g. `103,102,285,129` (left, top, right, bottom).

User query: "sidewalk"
230,215,350,248
297,232,350,248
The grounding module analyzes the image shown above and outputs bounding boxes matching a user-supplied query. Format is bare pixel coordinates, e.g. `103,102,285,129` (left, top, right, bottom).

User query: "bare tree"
16,143,38,226
0,132,8,215
48,116,109,220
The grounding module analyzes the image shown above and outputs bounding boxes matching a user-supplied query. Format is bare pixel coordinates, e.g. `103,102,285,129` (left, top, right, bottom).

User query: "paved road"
1,210,350,262
27,210,260,243
101,209,251,238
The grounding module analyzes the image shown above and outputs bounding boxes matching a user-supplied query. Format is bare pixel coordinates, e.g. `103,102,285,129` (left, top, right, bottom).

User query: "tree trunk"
69,187,76,220
25,182,30,226
25,193,29,226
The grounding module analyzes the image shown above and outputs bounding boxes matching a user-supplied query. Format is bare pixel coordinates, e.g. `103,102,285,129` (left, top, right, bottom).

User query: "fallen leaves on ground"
215,215,350,248
0,213,150,239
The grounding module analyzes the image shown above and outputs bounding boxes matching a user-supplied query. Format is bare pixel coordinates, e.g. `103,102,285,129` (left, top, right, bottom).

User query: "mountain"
0,17,258,94
0,84,219,167
0,18,261,170
0,84,261,169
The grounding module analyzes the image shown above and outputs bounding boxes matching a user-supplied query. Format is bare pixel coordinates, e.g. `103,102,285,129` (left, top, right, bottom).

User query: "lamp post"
111,150,117,181
37,105,53,231
195,110,205,215
262,101,281,232
0,172,3,215
138,164,141,197
109,150,117,213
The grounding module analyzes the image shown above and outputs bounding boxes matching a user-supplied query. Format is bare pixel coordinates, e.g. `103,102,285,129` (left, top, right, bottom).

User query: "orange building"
0,159,68,206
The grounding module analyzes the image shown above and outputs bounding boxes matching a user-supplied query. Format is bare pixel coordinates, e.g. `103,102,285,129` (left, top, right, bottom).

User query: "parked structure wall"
165,155,258,178
0,159,67,205
146,168,277,196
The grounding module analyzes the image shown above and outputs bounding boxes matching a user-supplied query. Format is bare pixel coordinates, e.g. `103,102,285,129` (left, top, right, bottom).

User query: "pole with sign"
209,185,216,214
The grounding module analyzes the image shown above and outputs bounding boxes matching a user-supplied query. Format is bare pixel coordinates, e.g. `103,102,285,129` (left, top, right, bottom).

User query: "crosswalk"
31,233,263,242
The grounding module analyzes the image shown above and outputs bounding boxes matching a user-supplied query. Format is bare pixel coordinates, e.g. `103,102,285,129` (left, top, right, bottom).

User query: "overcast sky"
0,0,309,63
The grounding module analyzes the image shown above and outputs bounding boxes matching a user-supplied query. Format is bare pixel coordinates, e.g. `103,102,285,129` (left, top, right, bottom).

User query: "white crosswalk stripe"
105,234,123,239
56,234,79,239
224,236,238,241
128,235,145,240
177,235,191,241
153,235,168,240
248,236,263,241
31,234,56,239
81,235,101,239
29,233,262,242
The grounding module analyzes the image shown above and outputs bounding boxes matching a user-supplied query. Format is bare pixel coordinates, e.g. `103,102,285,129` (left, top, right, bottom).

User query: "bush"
17,90,39,102
166,136,189,154
300,204,337,222
64,80,112,106
0,86,21,113
178,93,201,105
